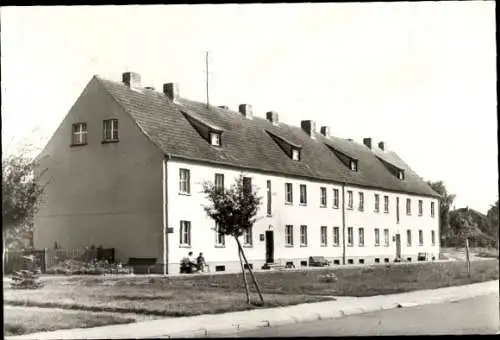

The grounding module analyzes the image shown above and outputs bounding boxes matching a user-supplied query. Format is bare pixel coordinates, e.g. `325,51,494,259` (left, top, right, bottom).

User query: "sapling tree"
201,174,264,304
2,150,47,272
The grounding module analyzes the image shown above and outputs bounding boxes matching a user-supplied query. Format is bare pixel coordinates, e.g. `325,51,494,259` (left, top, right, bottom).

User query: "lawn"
3,306,153,336
3,259,498,335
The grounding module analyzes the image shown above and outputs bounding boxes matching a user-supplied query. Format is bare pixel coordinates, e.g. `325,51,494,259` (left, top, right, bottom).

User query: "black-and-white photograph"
1,2,498,338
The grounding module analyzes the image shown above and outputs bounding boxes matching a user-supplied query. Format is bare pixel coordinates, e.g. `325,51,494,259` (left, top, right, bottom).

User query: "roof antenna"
205,51,210,108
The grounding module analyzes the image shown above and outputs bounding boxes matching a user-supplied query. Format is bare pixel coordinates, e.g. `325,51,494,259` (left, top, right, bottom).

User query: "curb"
163,285,498,338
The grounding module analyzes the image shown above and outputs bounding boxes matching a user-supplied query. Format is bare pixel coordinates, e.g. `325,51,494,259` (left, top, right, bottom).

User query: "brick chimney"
363,138,372,149
122,72,141,88
378,141,386,151
266,111,279,125
239,104,253,120
301,120,316,139
320,126,330,137
163,83,180,103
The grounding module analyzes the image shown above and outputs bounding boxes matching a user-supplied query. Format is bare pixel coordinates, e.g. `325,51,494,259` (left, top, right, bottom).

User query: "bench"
308,256,331,267
417,252,427,261
127,258,157,274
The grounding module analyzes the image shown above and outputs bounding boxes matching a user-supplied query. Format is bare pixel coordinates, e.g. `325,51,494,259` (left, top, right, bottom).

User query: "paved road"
209,294,499,337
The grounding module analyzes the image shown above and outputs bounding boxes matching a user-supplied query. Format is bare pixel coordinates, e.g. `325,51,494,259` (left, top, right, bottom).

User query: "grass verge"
4,306,139,336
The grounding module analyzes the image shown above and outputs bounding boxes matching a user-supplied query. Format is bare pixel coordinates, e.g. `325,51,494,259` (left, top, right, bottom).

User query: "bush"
46,259,132,276
319,272,338,283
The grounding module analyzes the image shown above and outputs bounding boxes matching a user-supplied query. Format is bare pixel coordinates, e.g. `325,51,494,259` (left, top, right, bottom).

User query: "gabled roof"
95,76,439,198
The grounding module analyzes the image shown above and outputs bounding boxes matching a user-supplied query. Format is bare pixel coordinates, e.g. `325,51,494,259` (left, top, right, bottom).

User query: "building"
34,72,441,274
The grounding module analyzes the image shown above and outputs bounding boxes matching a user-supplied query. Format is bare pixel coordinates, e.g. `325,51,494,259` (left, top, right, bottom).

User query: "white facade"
165,159,440,274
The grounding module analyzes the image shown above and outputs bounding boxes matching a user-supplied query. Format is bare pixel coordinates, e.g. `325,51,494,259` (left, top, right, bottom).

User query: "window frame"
431,230,436,246
347,227,354,247
179,168,191,194
407,229,412,247
374,194,380,212
210,132,221,146
320,226,328,247
102,119,119,142
243,226,253,247
71,122,88,146
384,195,389,213
215,173,224,194
320,187,327,208
384,228,390,247
374,228,380,246
300,225,308,247
291,148,300,161
333,227,340,247
179,221,191,247
358,227,364,247
418,229,424,246
418,200,423,216
347,190,353,210
285,225,294,247
215,222,225,247
431,202,435,217
285,183,293,205
266,180,272,216
333,189,339,209
299,184,307,205
406,198,412,215
358,192,364,212
350,159,358,171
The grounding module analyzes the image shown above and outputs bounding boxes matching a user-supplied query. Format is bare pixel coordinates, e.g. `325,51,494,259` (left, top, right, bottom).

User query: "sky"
1,3,497,213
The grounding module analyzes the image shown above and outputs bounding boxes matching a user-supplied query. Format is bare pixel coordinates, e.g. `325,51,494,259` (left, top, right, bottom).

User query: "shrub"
319,272,338,283
46,259,132,275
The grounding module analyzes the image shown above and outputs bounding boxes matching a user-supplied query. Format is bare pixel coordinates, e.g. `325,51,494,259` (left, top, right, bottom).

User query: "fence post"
465,238,471,278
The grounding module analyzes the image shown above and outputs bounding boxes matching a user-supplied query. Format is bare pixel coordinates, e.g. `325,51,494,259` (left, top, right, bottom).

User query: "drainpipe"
162,155,170,275
342,183,346,265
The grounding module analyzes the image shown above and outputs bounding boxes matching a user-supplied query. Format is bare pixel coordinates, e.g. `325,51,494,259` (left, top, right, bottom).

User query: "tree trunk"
3,231,6,277
237,241,250,304
235,237,264,304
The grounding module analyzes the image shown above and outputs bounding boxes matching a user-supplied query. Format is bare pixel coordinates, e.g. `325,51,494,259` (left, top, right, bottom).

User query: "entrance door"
265,230,274,264
395,234,401,259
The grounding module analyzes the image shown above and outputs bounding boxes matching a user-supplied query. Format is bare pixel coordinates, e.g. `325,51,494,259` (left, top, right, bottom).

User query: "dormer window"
398,170,405,180
350,160,358,171
292,148,300,161
210,132,221,146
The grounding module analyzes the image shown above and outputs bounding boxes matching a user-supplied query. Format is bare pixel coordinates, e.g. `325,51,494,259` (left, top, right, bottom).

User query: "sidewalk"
7,280,499,339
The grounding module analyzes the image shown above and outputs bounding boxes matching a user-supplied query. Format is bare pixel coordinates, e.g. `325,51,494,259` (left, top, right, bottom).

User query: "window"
179,169,191,194
320,226,327,246
418,200,423,216
347,191,353,209
299,184,307,205
431,202,435,217
285,225,294,246
347,227,353,246
407,230,412,247
103,119,118,141
244,227,253,246
374,194,380,212
431,230,436,246
243,177,252,196
180,221,191,246
285,183,293,204
215,173,224,194
215,222,225,247
406,198,412,215
419,230,424,246
384,196,389,213
333,227,340,246
210,132,221,146
398,170,405,180
320,187,327,207
292,148,300,161
72,123,87,145
358,228,364,246
267,180,272,216
300,225,308,246
396,197,400,223
350,160,358,171
358,192,364,211
333,189,339,209
384,229,389,247
375,228,380,246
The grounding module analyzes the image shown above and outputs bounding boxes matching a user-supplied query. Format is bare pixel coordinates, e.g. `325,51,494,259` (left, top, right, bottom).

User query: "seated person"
197,252,209,272
187,251,199,272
